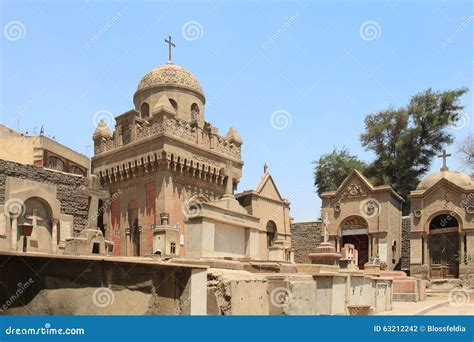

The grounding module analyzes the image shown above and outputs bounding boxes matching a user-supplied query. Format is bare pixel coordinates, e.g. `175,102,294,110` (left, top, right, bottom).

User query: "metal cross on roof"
438,149,451,171
164,36,176,63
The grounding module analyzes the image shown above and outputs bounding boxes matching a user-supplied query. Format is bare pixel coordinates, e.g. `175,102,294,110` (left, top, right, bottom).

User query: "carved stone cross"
438,149,451,171
26,209,44,227
164,36,176,63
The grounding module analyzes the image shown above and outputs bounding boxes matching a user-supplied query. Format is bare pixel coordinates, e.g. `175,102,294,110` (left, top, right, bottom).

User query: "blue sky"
1,0,472,221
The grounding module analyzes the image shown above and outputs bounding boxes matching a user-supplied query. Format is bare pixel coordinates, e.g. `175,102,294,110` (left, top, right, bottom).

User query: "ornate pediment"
341,183,367,199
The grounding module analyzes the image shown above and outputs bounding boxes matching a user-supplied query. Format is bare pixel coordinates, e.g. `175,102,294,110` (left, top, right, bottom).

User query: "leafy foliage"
361,88,468,200
313,148,367,196
313,88,468,206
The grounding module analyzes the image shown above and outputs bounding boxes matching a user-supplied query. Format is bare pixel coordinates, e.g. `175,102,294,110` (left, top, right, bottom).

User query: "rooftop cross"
164,36,176,63
438,149,451,171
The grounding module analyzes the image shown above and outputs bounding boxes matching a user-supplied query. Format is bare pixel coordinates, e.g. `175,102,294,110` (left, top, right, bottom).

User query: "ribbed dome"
136,62,203,95
417,170,474,190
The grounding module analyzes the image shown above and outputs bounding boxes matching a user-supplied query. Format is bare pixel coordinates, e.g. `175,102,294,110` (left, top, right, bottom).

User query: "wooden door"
429,233,459,279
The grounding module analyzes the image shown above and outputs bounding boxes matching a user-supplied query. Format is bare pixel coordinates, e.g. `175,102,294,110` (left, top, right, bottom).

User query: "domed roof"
416,169,474,190
136,62,203,95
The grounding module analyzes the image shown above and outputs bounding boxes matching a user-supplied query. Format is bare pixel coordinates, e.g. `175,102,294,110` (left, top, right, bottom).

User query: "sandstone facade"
320,170,404,270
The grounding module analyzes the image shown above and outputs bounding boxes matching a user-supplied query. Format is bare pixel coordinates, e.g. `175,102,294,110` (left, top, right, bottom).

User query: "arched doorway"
428,213,460,279
340,216,369,269
266,220,277,248
18,197,53,253
128,201,140,256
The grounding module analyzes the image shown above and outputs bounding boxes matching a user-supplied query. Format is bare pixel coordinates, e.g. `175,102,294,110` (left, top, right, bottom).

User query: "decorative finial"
264,163,268,173
438,149,451,171
164,36,176,63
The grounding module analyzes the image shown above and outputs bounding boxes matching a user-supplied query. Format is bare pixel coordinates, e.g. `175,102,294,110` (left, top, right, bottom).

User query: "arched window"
69,165,85,176
429,214,458,230
169,99,178,112
19,197,53,253
191,103,200,121
48,156,65,172
266,220,277,248
140,102,150,118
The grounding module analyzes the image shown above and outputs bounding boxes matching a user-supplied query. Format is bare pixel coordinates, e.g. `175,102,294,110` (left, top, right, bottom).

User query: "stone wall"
290,221,323,264
206,268,393,315
0,159,89,232
401,216,411,272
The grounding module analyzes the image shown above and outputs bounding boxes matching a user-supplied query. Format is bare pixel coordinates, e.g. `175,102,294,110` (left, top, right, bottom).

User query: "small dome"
136,62,203,96
416,170,474,190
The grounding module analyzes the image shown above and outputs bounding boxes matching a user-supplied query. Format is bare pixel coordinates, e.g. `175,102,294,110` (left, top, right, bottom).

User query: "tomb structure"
91,38,292,262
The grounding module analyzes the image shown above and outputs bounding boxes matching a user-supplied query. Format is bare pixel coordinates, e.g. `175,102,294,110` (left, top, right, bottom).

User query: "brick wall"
145,182,156,254
401,216,411,271
0,159,89,233
290,221,323,264
111,193,121,256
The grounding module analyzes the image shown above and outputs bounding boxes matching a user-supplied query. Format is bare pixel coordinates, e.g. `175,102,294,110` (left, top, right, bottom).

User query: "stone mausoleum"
91,42,292,262
408,154,474,284
320,170,404,270
0,38,470,316
293,151,474,286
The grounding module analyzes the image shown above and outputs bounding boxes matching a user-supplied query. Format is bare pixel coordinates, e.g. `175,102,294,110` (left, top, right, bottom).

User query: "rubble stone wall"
401,216,411,272
290,221,323,264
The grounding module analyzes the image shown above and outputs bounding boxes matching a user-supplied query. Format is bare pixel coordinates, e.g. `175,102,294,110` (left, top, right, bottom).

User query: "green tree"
313,148,367,196
361,87,468,201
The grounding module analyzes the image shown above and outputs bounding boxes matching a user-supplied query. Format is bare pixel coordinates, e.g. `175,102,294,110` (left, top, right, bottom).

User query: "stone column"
11,216,18,251
51,219,58,253
368,235,372,258
423,234,429,265
88,195,99,227
125,228,131,256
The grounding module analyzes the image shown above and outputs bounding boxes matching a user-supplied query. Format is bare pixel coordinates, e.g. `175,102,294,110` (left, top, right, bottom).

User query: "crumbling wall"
207,269,269,315
0,159,89,232
290,221,323,263
207,269,320,316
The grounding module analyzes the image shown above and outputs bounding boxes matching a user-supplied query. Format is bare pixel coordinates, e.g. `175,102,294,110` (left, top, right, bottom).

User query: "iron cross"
438,149,451,171
164,36,176,62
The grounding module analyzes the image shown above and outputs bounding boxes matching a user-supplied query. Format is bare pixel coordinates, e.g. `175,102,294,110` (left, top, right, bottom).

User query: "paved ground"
377,294,474,316
426,302,474,315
